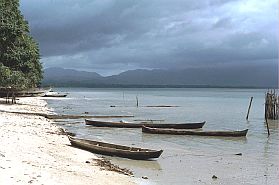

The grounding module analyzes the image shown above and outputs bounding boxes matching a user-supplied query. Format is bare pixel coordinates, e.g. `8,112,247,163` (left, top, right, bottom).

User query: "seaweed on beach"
57,128,76,136
46,128,76,136
93,157,133,176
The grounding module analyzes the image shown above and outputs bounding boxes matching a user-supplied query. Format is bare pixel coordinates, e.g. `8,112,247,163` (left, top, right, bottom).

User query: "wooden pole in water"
136,96,139,107
246,97,253,120
265,118,270,137
122,92,125,106
264,98,270,137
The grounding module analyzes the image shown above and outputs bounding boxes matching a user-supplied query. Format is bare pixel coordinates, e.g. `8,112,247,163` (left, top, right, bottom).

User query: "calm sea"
45,88,278,185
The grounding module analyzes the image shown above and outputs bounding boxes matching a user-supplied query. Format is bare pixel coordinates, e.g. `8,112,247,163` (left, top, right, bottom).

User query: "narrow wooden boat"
142,126,248,137
43,91,67,97
43,94,67,97
68,136,163,160
85,119,205,129
0,87,51,97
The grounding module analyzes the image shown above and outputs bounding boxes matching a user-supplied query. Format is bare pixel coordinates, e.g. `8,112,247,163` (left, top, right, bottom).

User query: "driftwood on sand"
46,128,76,136
45,114,134,119
0,110,134,119
0,110,48,117
93,157,133,176
145,105,180,108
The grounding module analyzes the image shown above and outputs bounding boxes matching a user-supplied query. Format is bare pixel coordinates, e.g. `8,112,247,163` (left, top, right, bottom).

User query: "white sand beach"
0,97,135,185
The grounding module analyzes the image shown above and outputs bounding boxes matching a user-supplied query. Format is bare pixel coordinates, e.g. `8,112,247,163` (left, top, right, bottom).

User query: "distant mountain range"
42,66,278,88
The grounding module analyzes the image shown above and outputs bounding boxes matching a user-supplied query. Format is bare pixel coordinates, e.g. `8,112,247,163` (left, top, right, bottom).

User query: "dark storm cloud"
20,0,278,75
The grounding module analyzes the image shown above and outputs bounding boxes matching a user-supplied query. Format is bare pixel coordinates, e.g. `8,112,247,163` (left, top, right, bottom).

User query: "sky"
20,0,278,76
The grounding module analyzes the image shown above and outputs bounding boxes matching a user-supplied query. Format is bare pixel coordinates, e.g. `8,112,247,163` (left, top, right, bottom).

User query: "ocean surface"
45,88,278,185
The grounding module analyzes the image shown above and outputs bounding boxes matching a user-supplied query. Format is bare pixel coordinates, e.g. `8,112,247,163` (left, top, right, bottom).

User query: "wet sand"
0,97,135,185
107,135,278,185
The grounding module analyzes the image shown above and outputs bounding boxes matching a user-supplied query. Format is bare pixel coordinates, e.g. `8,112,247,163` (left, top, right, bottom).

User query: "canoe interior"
142,126,248,137
85,119,205,129
85,119,142,128
68,136,163,160
44,94,67,97
71,137,155,151
145,121,205,129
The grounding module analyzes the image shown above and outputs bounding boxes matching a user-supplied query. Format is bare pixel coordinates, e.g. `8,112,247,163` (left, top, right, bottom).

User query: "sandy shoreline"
0,97,136,185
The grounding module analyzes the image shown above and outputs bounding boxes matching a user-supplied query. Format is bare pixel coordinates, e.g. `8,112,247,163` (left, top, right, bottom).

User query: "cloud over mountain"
21,0,278,77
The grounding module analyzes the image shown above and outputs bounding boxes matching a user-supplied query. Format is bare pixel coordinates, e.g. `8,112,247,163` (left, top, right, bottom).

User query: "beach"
0,88,278,185
0,97,135,185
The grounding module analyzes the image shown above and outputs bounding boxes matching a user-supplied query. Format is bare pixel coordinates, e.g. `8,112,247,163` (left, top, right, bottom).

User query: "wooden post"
136,96,139,107
264,100,270,137
5,92,8,104
265,118,270,137
12,92,14,104
246,97,253,120
265,90,279,120
122,92,125,106
6,91,10,104
13,92,16,104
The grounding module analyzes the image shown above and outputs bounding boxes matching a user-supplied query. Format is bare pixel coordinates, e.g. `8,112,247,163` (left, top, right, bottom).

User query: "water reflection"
108,157,162,171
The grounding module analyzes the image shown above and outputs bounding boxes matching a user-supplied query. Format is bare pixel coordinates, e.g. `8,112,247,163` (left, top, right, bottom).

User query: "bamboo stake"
265,117,270,137
122,92,125,106
264,98,270,137
265,90,279,120
246,97,253,120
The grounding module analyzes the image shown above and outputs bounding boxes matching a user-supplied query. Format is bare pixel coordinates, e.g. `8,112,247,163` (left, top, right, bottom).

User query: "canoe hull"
85,119,205,129
142,126,248,137
0,88,50,97
68,136,163,160
43,94,67,97
85,119,141,128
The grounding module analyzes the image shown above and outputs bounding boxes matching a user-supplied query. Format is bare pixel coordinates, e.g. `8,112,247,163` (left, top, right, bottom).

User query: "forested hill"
42,66,278,88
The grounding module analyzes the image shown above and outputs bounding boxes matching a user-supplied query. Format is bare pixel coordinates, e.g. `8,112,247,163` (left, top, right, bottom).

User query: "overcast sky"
20,0,278,76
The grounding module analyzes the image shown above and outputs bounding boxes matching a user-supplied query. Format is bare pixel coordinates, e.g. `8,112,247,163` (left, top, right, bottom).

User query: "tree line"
0,0,43,90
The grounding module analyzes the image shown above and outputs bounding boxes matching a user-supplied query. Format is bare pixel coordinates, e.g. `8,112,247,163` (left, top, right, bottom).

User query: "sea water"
46,88,278,185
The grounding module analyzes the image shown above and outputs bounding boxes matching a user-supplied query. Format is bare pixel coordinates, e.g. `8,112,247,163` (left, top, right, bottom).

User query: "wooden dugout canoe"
85,119,205,129
0,87,51,98
68,136,163,160
142,126,248,137
43,94,67,97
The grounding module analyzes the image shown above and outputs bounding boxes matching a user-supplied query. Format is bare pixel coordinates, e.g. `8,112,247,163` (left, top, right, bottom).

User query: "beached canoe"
142,126,248,137
85,119,205,129
43,91,67,97
43,94,67,97
68,136,163,160
0,87,51,98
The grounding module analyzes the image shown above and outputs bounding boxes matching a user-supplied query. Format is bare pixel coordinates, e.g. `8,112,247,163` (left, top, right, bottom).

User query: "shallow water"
46,88,278,185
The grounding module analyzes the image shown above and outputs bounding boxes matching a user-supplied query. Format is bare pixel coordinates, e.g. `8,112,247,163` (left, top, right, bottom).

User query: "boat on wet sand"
43,94,67,97
85,119,206,129
142,126,248,137
0,87,50,97
43,92,67,97
68,136,163,160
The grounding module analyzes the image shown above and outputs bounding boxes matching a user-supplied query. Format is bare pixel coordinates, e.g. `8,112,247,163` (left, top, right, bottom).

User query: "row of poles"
133,91,276,137
246,89,278,137
264,90,278,136
265,90,278,120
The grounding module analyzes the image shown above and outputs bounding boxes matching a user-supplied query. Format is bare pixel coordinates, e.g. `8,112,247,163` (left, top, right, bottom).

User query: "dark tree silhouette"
0,0,43,90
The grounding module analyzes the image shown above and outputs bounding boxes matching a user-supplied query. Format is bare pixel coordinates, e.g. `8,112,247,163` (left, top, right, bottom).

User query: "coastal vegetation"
0,0,42,90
